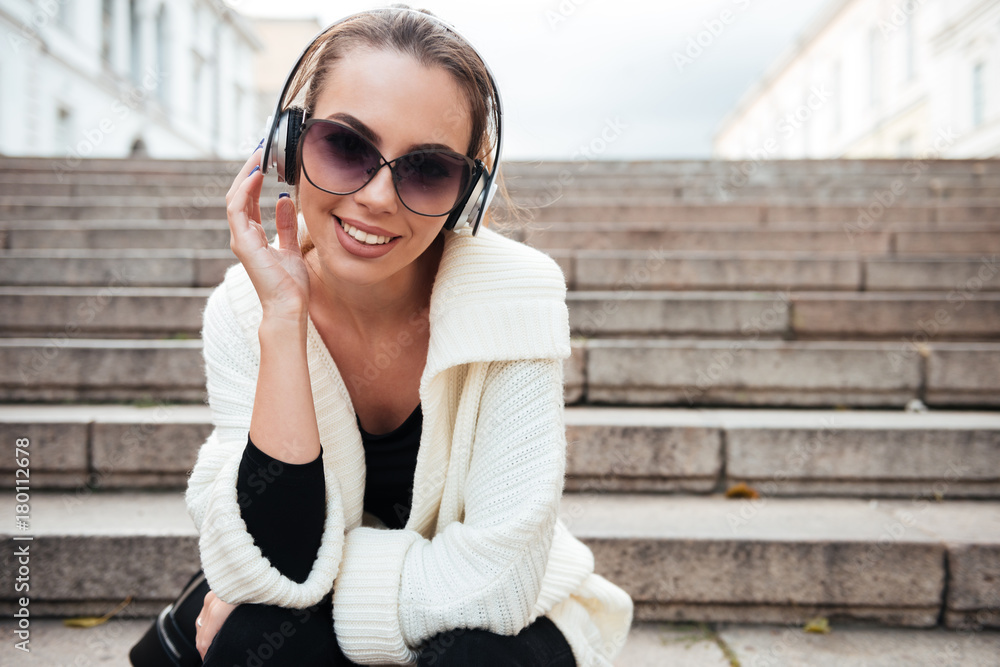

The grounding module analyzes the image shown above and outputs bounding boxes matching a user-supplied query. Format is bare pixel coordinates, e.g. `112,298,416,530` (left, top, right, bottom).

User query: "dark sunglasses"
297,118,479,217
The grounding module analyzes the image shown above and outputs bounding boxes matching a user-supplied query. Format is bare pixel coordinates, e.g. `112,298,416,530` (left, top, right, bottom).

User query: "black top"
237,403,422,583
357,402,422,530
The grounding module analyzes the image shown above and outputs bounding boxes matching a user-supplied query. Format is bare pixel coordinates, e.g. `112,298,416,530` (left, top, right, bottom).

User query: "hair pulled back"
284,4,499,170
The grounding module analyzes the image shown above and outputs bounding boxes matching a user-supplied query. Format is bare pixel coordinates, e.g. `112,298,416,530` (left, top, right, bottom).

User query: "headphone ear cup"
444,162,486,233
282,108,305,186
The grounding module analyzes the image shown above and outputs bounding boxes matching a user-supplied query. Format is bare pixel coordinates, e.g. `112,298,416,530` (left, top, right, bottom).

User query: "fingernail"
278,192,290,199
252,138,264,155
249,166,260,176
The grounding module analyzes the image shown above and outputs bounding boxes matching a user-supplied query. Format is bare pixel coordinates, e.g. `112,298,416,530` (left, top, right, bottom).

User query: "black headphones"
261,7,503,237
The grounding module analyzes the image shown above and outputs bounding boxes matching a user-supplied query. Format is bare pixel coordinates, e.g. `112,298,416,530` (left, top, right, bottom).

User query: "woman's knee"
202,602,339,667
417,627,504,667
417,618,575,667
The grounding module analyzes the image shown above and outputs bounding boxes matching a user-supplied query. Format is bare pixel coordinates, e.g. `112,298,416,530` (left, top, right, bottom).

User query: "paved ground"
2,619,1000,665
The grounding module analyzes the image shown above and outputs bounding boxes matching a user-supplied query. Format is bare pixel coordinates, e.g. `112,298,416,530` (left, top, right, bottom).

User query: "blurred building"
713,0,1000,159
0,0,262,159
250,17,323,125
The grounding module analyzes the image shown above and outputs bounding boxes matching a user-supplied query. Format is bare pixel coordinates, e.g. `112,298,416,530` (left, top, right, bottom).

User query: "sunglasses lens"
301,122,380,193
301,121,474,216
395,151,472,216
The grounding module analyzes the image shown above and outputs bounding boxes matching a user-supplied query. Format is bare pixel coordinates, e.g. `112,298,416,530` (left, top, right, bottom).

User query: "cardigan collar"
420,225,571,391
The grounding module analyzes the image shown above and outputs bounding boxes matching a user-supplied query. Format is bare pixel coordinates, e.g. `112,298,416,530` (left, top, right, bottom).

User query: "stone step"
0,491,995,629
1,619,997,667
567,339,1000,408
498,158,1000,177
0,179,285,199
4,249,995,292
0,404,211,489
570,291,1000,340
3,195,999,225
509,182,1000,196
5,221,999,256
1,222,232,250
559,250,999,292
526,202,1000,224
3,218,996,237
8,178,1000,202
2,404,997,498
3,287,999,341
0,287,213,338
0,161,1000,188
511,189,1000,208
521,224,1000,255
5,156,999,176
0,338,205,403
0,249,234,287
0,196,229,221
3,338,998,407
565,407,1000,497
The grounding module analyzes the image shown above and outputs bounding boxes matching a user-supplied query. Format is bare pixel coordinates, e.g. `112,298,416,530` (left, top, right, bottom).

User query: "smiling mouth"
337,217,397,245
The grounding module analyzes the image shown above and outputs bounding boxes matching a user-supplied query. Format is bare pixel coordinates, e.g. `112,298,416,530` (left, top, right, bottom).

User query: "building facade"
0,0,262,159
250,17,323,127
713,0,1000,159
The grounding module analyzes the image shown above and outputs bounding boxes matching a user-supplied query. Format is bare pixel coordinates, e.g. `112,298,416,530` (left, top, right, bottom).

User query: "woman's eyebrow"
323,112,459,154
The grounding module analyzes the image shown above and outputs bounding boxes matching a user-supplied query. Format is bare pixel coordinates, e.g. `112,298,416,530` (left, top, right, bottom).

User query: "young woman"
158,6,631,665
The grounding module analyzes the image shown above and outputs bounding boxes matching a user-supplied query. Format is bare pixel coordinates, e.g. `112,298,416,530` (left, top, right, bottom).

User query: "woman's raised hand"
226,143,310,323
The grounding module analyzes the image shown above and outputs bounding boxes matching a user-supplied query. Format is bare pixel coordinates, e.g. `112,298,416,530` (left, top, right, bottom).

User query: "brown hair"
284,4,520,252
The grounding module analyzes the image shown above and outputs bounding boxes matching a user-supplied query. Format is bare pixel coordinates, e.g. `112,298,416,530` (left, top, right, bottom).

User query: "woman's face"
298,47,473,288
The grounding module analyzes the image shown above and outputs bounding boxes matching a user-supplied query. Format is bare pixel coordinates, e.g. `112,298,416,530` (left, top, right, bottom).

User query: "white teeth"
339,219,393,245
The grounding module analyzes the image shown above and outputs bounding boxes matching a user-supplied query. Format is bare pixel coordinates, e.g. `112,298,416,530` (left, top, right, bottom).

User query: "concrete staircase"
1,157,998,663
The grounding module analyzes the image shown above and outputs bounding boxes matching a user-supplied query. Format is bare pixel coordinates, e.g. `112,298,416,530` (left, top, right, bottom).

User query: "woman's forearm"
249,313,322,464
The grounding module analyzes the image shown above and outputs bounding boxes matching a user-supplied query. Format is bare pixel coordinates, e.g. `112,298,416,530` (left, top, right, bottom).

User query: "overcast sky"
228,0,833,159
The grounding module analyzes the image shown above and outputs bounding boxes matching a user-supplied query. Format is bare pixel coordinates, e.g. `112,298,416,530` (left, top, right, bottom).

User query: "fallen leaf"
725,483,760,499
804,617,831,634
63,596,133,628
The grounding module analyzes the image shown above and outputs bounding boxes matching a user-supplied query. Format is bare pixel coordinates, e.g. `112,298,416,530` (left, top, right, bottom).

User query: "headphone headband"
261,7,503,236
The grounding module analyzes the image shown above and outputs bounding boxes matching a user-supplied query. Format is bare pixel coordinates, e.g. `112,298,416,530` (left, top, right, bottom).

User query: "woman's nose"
353,160,399,215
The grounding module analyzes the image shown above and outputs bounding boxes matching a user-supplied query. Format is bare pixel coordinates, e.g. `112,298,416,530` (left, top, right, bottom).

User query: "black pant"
197,588,576,667
199,583,576,667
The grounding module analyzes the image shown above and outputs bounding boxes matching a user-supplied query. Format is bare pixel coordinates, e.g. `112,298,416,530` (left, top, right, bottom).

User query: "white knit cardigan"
185,225,633,666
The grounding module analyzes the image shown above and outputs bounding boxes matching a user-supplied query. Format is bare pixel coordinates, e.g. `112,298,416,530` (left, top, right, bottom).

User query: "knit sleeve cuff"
196,445,344,608
332,527,424,665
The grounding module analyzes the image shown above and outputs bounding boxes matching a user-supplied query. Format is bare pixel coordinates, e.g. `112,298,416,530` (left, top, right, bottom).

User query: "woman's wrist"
258,306,308,339
251,306,320,465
